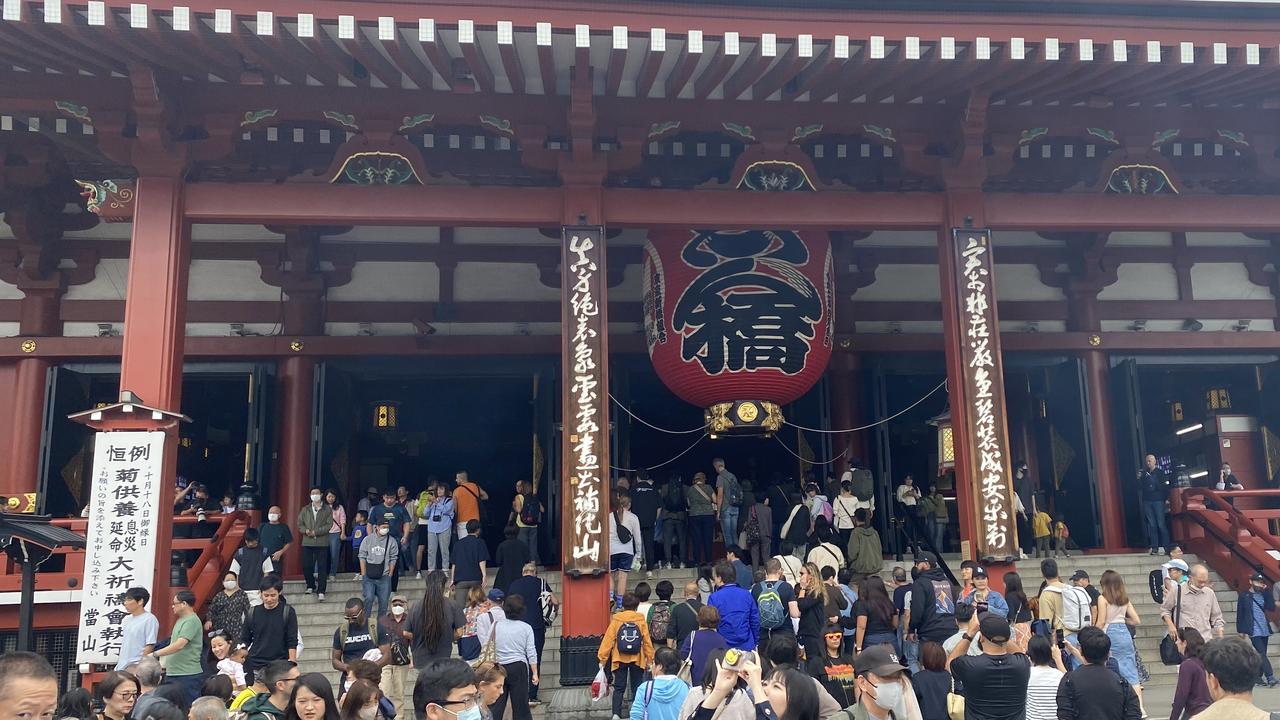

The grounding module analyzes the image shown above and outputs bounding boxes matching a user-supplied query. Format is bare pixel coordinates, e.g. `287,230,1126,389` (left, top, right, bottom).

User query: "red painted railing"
1171,488,1280,591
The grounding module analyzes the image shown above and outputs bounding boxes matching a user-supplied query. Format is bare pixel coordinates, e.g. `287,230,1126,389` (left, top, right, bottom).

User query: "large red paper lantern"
642,229,834,424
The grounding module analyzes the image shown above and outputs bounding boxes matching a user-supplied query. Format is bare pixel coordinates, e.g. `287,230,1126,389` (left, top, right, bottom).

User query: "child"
211,634,246,691
230,528,268,606
634,581,653,622
1032,507,1052,558
221,495,237,515
1053,515,1072,557
351,510,369,581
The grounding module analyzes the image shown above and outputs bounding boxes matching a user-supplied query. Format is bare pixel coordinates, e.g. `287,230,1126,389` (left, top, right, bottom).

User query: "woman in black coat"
780,492,811,556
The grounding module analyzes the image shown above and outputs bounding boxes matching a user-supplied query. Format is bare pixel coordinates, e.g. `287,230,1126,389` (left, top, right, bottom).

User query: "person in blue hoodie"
631,647,689,720
707,561,759,651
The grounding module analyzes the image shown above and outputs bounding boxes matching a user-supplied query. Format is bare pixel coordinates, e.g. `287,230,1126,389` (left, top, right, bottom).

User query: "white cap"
1164,559,1190,573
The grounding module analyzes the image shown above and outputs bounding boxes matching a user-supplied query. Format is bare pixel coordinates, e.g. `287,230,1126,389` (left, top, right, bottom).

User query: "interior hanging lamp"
373,401,399,430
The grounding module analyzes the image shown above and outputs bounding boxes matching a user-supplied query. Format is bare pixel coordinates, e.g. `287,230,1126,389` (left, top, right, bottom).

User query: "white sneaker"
317,593,326,602
305,587,314,595
1158,546,1166,555
415,572,422,579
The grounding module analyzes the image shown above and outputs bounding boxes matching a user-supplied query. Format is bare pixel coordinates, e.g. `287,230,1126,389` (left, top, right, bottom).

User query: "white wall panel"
188,260,280,301
0,321,19,337
454,263,559,301
0,280,24,300
1185,231,1271,247
994,264,1066,301
852,264,941,301
1190,264,1272,301
327,262,438,301
1097,263,1179,301
1108,231,1172,246
63,259,128,300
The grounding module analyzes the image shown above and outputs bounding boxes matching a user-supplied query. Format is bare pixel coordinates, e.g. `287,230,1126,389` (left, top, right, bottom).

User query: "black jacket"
1056,664,1142,720
242,600,299,668
631,483,662,527
1237,589,1276,636
783,505,811,548
1138,468,1170,502
908,568,956,642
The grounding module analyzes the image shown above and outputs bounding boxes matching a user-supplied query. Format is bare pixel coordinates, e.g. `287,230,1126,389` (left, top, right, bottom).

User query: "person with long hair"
94,672,140,720
1095,569,1146,716
338,680,381,720
473,662,507,720
692,658,820,720
1170,627,1211,720
957,567,1009,617
55,688,93,720
1003,572,1034,643
678,648,756,720
608,495,643,608
793,562,832,661
286,674,340,720
326,489,347,579
1024,635,1066,720
408,570,466,668
807,624,856,707
210,633,247,691
854,575,900,656
458,584,494,662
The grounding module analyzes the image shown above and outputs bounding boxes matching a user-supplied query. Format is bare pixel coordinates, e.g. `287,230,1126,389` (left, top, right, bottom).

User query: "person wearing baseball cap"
947,610,1032,719
1071,569,1101,611
852,645,910,719
381,593,415,714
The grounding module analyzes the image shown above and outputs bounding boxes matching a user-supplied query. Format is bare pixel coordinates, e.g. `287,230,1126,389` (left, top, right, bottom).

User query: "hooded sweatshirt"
846,525,884,576
630,676,690,720
909,568,957,643
239,693,288,720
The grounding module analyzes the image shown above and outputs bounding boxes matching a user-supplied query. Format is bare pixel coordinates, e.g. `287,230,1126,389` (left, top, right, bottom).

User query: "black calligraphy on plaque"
673,230,822,376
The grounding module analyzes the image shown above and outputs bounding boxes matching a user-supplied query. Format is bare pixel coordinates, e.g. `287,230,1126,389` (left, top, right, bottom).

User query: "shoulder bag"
475,610,499,666
1159,584,1184,665
677,630,696,684
947,673,965,720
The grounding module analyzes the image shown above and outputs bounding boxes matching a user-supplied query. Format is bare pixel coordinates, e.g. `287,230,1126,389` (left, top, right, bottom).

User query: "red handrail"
186,510,256,613
1172,487,1280,592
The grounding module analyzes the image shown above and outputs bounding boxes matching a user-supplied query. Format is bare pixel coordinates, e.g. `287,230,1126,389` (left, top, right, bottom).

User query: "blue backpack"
757,581,788,630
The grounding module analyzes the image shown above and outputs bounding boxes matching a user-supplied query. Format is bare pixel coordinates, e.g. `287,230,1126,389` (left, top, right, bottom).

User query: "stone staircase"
280,553,1280,713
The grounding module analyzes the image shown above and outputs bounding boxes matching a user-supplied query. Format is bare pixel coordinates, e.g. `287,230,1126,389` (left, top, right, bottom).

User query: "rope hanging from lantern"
784,379,947,434
609,433,709,473
772,436,851,466
609,394,705,434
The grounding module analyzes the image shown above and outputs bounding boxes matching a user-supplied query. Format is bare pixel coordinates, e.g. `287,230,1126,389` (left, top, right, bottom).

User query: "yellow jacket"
1033,512,1051,538
596,609,654,670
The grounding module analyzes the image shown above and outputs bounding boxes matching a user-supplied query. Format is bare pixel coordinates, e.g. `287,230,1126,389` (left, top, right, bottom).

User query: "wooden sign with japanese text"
76,431,167,664
952,229,1018,563
560,226,611,576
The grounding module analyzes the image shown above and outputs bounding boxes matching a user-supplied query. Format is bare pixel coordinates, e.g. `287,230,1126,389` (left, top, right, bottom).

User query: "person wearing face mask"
412,658,484,720
945,613,1031,720
849,645,919,720
379,594,415,715
339,679,383,720
299,489,335,601
206,571,251,644
361,519,400,622
259,506,295,571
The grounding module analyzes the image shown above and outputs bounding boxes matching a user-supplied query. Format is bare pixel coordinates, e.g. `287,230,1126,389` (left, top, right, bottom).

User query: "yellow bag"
947,674,964,720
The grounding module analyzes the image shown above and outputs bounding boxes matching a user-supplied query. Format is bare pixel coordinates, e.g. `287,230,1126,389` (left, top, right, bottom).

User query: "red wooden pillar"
1082,349,1127,551
117,175,189,630
277,355,315,578
7,357,50,499
828,352,865,473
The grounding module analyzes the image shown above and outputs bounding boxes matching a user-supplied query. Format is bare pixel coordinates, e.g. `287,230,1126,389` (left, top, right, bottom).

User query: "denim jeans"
1142,500,1171,550
328,532,342,575
720,505,739,548
1253,635,1275,681
902,634,920,674
518,526,540,566
427,530,451,571
363,575,392,620
400,537,416,573
863,631,901,656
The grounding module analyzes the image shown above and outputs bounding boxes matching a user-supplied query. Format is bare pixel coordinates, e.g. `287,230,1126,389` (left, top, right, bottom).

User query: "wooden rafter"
497,36,526,94
183,13,256,81
0,24,91,76
458,33,495,93
52,2,162,78
811,50,877,102
297,20,367,87
341,23,406,89
749,43,806,101
721,41,775,102
535,40,556,95
1116,48,1222,104
908,44,988,104
980,44,1072,105
782,45,840,101
604,44,628,98
1185,59,1274,104
264,23,339,87
5,7,121,77
379,29,438,92
662,40,702,98
692,41,738,99
632,41,665,99
865,47,941,103
227,20,308,86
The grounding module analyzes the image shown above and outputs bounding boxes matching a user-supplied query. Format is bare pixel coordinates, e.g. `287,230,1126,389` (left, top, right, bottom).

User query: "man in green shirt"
147,590,204,704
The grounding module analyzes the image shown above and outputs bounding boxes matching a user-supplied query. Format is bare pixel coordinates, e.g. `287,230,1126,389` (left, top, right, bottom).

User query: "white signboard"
76,431,167,664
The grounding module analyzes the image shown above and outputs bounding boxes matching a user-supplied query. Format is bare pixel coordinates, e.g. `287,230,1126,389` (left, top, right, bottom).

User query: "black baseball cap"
913,552,937,568
979,614,1011,644
854,645,908,677
1252,572,1267,584
1070,570,1090,581
972,567,988,579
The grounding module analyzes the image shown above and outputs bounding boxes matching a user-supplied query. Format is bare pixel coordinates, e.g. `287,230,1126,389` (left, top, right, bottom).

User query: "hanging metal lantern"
929,410,956,470
373,401,399,430
642,229,834,434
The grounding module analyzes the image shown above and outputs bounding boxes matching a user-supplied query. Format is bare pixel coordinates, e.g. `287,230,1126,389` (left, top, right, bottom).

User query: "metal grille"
0,629,81,695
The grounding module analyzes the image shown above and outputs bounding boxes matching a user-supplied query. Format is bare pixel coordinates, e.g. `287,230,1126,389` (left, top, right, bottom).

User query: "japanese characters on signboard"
76,431,166,664
952,229,1018,562
561,226,610,576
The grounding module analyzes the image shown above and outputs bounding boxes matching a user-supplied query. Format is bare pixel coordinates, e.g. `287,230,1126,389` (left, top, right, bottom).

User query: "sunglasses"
825,633,844,639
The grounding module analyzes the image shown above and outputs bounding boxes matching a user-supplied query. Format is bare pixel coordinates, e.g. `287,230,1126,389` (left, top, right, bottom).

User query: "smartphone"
1055,629,1065,649
723,648,757,670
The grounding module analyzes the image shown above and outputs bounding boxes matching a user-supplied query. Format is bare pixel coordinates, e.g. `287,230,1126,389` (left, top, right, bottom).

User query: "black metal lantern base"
559,635,605,686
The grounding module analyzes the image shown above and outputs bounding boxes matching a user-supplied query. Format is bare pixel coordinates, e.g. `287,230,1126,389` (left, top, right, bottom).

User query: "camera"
722,648,756,670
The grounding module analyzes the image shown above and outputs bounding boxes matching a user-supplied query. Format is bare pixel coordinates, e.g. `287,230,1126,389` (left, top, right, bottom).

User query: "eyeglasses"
429,693,483,712
114,693,139,701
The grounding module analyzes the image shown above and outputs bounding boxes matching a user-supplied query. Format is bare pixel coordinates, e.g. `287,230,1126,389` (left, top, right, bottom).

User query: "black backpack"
519,494,541,525
616,620,642,654
664,483,687,512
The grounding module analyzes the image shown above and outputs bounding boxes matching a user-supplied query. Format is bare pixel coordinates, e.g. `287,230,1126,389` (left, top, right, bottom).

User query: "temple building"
1,0,1280,688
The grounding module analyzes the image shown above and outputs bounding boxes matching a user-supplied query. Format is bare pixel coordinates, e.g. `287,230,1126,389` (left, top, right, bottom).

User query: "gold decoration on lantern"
707,403,735,433
929,410,956,469
373,401,399,430
1206,387,1231,411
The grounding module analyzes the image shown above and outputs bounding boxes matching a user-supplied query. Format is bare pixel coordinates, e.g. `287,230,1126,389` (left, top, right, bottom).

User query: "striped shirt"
1026,665,1064,720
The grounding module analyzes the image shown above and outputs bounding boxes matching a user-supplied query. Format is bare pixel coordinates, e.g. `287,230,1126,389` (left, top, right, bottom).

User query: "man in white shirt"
115,586,159,670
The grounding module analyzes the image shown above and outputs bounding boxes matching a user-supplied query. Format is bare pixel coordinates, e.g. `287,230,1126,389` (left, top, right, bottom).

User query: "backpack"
540,578,558,625
757,581,787,630
850,468,874,502
647,600,672,642
725,476,743,506
616,620,642,654
818,498,834,524
615,512,633,545
1061,585,1093,631
664,483,687,512
743,507,762,546
519,494,541,526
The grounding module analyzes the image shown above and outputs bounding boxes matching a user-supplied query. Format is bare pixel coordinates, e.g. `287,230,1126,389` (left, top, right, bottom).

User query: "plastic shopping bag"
591,666,611,702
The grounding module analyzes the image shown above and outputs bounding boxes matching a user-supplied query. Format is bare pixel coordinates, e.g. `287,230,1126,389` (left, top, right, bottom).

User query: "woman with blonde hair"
474,662,508,720
792,562,832,660
458,583,494,662
1095,569,1146,717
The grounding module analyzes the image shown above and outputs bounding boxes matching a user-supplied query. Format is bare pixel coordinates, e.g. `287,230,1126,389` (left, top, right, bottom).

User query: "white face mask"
223,580,238,591
870,679,904,712
268,512,280,522
379,527,390,536
311,494,322,503
392,606,405,617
